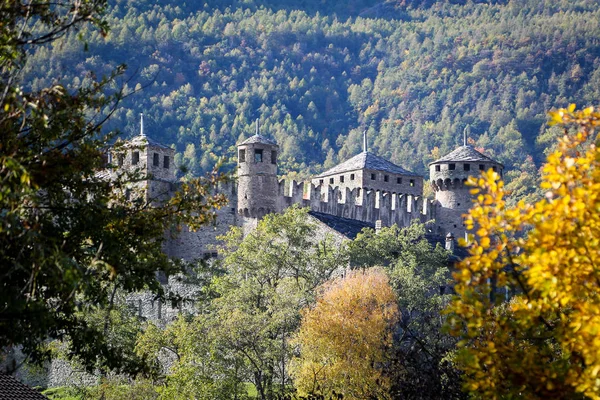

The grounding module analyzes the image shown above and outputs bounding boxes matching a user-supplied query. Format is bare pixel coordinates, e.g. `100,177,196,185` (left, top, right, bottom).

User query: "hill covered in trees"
24,0,600,202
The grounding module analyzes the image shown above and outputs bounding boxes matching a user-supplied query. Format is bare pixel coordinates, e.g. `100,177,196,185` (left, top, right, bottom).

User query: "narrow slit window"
350,174,355,181
239,149,246,163
410,179,415,187
340,175,345,183
330,178,334,184
464,163,470,171
371,173,376,180
153,153,159,166
384,175,389,182
118,154,124,167
254,149,263,163
163,155,170,169
271,150,277,164
319,179,323,185
132,151,139,165
435,165,440,172
397,177,402,184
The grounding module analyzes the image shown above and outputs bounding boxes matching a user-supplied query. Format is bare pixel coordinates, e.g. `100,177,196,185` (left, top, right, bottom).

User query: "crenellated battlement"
273,179,436,228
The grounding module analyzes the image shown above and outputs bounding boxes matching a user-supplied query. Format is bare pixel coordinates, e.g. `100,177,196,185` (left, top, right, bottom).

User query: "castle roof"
239,134,278,146
129,134,172,150
0,373,49,399
430,145,502,166
308,211,374,239
316,151,420,178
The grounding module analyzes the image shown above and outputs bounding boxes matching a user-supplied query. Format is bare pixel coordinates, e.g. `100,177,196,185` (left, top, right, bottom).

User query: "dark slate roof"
309,211,374,239
0,373,49,400
238,134,278,146
316,151,420,178
129,134,172,150
430,145,502,166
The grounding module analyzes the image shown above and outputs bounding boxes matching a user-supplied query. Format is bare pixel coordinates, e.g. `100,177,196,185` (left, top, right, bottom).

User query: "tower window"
350,174,355,181
384,175,389,182
132,151,139,165
397,177,402,184
239,149,246,163
479,164,485,170
319,179,324,185
410,179,415,187
118,154,124,167
371,173,376,180
464,163,470,171
153,153,159,166
449,163,455,170
254,149,263,163
163,155,170,169
271,150,277,164
330,178,334,184
435,165,440,172
340,175,345,183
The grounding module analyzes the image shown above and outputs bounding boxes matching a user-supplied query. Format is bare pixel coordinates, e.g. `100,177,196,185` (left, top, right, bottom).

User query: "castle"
8,124,503,388
109,123,504,265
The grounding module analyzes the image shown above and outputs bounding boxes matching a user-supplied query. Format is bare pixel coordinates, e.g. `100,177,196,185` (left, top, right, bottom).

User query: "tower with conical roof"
429,144,503,239
237,123,279,219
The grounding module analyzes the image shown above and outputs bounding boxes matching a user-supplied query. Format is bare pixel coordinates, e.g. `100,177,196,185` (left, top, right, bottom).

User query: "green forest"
23,0,600,203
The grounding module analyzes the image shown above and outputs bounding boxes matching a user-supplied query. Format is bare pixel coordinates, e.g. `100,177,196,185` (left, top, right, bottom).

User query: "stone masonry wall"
276,180,436,229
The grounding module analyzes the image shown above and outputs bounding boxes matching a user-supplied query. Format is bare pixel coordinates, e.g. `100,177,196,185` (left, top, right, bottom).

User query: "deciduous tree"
210,206,343,400
290,268,398,400
348,224,463,399
447,105,600,399
0,0,226,373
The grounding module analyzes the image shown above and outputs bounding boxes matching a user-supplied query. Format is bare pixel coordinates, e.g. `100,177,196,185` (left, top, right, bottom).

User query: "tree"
447,105,600,399
289,268,399,400
209,206,343,400
135,315,246,400
137,207,344,400
0,0,226,373
348,224,463,399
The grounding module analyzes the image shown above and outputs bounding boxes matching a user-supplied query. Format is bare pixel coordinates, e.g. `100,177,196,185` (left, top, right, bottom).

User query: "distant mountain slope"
23,0,600,203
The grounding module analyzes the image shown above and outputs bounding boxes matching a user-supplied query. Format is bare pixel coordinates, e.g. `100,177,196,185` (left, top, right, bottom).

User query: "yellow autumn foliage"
447,105,600,399
289,268,398,400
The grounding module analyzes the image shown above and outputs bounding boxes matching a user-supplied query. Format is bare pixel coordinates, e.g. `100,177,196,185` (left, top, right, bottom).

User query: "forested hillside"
24,0,600,201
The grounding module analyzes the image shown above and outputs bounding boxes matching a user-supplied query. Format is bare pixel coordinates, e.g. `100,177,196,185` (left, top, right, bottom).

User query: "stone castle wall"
166,180,238,262
274,179,436,228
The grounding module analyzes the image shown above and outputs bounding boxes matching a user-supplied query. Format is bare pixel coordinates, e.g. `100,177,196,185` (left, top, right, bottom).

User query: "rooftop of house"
316,151,420,178
0,373,49,400
238,134,278,146
430,145,502,166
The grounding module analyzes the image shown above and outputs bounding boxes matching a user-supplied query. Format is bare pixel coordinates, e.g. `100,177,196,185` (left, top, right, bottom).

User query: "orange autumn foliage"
290,268,398,400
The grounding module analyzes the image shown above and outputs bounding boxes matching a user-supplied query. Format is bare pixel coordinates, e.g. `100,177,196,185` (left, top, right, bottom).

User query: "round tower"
429,145,503,240
237,134,279,219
